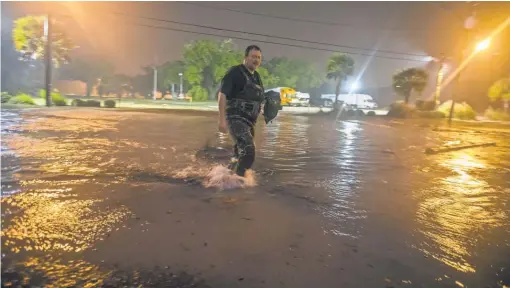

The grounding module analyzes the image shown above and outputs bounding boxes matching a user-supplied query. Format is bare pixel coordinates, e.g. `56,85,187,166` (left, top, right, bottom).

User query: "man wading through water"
218,45,264,177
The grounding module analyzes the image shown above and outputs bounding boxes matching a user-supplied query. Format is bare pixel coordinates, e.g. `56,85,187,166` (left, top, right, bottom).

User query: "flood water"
1,107,510,287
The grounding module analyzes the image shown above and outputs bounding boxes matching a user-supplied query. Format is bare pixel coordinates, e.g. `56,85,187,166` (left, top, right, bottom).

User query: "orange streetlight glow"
474,38,491,53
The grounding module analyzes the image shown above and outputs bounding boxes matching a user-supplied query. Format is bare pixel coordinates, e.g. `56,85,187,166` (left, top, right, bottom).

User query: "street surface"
1,107,509,287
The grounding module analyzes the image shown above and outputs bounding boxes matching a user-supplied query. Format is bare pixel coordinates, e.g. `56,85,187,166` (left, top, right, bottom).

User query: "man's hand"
218,92,228,133
218,119,228,133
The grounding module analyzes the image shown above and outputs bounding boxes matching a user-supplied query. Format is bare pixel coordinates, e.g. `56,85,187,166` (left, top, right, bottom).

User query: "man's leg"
228,118,256,177
227,144,239,170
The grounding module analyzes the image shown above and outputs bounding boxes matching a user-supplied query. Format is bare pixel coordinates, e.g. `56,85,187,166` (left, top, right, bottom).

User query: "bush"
86,100,101,107
484,107,510,121
71,99,101,107
416,111,446,119
1,92,12,103
437,100,477,120
104,100,116,108
188,86,208,101
387,102,415,118
415,100,435,111
367,111,376,116
51,93,67,106
8,93,35,105
39,89,67,106
71,99,85,106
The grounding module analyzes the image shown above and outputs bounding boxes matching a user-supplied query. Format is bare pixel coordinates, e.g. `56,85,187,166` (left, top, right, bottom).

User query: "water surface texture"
2,108,509,287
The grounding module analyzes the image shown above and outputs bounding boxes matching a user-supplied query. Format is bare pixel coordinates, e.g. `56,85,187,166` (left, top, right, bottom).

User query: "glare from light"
424,56,434,62
426,15,509,101
475,38,491,52
350,81,360,93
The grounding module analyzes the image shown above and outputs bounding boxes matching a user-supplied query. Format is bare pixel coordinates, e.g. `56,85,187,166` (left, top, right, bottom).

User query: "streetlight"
152,66,157,101
178,73,183,97
423,56,434,62
475,38,491,53
448,37,491,123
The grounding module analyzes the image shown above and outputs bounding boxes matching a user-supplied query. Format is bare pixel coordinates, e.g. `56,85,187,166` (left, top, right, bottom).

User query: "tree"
488,77,510,112
294,63,323,92
392,68,428,104
157,60,187,93
60,57,114,97
264,57,299,88
257,66,279,89
183,39,242,100
132,69,152,98
1,30,44,94
99,74,133,97
263,57,323,90
12,15,76,67
326,53,355,108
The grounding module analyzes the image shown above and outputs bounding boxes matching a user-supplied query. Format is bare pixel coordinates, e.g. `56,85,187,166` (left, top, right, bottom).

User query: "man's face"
245,49,262,71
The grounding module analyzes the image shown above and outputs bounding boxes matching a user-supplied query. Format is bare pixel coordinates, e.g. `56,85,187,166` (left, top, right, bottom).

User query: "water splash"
203,165,257,190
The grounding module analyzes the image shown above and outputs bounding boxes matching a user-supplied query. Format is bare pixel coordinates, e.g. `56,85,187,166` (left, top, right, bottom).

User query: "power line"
179,1,436,33
122,20,427,63
48,11,427,62
111,11,428,58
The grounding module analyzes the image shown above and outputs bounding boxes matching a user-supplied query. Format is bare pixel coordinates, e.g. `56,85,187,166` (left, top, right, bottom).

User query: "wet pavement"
1,107,509,287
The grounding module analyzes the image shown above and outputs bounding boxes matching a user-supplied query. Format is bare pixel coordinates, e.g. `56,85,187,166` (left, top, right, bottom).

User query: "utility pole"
44,14,52,107
153,67,157,101
152,55,158,101
434,56,446,108
179,73,183,96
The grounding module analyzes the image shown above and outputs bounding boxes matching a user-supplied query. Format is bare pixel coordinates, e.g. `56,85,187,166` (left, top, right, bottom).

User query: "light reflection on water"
1,188,131,253
415,150,508,273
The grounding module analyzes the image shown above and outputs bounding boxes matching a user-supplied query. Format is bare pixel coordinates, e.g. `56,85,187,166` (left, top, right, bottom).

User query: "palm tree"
326,53,355,109
392,68,428,104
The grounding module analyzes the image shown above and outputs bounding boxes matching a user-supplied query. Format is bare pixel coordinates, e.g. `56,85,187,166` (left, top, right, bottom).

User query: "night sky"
2,1,509,106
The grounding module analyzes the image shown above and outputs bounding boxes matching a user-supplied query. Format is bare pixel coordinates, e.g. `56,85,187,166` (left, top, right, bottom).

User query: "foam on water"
203,165,257,190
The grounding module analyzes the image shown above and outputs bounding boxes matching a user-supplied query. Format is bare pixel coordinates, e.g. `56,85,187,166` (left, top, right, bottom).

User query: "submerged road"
1,107,509,287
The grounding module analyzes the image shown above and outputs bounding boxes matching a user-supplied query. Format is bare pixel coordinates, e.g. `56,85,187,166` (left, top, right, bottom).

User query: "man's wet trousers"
227,117,256,177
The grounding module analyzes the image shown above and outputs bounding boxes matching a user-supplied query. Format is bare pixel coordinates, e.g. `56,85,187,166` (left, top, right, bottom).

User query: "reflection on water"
22,257,107,288
320,121,366,237
1,188,131,253
260,115,310,173
416,150,508,273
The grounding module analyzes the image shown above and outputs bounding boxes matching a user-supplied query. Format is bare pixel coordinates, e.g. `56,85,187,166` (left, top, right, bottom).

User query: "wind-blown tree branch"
12,15,76,67
488,77,510,112
392,68,428,104
326,53,355,108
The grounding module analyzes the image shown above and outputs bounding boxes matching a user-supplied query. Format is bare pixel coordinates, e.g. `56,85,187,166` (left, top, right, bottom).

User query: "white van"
321,93,377,109
289,92,310,107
